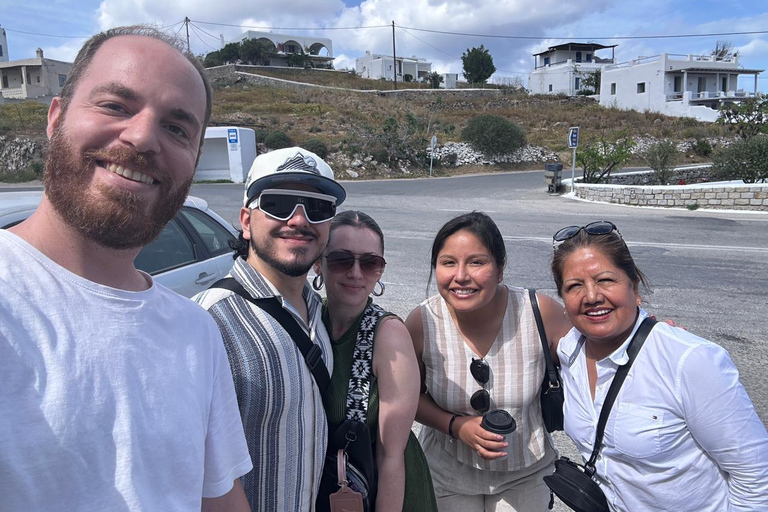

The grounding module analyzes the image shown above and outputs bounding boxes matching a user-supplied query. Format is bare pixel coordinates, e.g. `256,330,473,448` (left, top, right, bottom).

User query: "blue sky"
2,0,766,92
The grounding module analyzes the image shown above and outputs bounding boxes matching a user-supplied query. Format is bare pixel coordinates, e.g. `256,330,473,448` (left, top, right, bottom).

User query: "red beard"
43,119,192,250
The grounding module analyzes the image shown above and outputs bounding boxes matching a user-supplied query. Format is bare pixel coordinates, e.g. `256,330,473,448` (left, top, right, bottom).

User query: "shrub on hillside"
300,138,329,159
253,129,269,144
264,131,293,150
692,138,713,157
643,140,677,185
461,114,526,157
711,136,768,183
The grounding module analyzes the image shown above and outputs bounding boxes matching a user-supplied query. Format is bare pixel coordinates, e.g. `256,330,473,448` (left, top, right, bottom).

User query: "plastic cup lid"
481,410,517,434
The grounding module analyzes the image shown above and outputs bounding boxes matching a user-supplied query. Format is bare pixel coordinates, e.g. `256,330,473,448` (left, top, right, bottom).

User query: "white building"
356,51,432,82
442,73,458,89
0,48,72,104
600,53,763,121
196,127,257,183
528,42,616,95
234,31,334,69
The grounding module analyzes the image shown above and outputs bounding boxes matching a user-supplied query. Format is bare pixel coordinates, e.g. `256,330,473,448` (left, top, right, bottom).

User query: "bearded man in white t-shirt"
0,26,252,511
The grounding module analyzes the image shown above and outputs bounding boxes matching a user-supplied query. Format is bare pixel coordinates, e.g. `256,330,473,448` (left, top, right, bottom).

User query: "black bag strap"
211,277,331,392
344,302,387,424
528,289,560,391
584,317,657,474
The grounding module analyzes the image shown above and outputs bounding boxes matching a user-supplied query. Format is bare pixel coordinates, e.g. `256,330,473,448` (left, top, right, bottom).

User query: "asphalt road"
193,170,768,426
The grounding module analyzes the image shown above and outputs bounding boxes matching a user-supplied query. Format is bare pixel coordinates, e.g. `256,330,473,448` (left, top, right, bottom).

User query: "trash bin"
544,163,563,193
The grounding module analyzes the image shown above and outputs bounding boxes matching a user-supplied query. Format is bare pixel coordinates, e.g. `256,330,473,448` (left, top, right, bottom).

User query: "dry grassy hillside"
0,66,732,181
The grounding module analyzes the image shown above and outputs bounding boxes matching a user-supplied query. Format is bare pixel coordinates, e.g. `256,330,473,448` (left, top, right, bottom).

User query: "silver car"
0,191,237,298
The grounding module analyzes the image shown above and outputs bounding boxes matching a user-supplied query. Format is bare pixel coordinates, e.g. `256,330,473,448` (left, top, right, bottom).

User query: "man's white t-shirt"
0,230,252,511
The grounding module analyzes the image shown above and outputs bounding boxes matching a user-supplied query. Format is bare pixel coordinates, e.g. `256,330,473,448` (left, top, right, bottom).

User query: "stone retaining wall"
573,182,768,211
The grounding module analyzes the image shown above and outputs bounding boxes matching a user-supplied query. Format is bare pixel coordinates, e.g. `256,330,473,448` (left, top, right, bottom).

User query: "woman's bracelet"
448,414,460,439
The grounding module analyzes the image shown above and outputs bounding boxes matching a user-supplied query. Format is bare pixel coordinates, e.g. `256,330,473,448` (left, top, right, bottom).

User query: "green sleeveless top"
321,299,437,512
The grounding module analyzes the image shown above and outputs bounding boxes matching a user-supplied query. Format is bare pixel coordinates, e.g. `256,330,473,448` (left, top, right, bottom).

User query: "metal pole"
429,156,433,178
392,21,397,91
185,17,191,54
571,148,577,189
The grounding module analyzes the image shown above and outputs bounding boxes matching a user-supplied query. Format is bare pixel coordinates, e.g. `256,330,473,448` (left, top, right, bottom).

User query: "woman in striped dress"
405,212,571,512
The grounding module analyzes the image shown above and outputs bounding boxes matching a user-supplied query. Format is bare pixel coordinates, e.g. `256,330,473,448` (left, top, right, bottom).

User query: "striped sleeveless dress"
418,286,553,473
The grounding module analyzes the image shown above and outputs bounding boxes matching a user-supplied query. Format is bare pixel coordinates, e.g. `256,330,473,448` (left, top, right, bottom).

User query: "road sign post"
568,127,579,188
429,135,437,178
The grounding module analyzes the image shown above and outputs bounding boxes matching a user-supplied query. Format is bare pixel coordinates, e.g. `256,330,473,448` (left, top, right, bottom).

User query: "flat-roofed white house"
356,51,432,82
599,53,763,121
235,30,334,69
528,42,616,95
0,48,72,104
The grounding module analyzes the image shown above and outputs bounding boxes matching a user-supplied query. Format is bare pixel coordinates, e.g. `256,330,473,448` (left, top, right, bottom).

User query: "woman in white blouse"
550,221,768,512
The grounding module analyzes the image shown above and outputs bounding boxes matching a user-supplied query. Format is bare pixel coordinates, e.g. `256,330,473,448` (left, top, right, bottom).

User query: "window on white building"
544,57,550,66
0,44,3,57
548,84,553,92
721,77,727,92
611,83,616,95
637,82,646,94
576,51,582,63
575,77,580,90
586,54,592,62
674,76,682,92
1,74,7,88
59,74,67,87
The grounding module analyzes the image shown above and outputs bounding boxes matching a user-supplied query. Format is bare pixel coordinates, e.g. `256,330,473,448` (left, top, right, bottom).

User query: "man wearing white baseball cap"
194,147,346,511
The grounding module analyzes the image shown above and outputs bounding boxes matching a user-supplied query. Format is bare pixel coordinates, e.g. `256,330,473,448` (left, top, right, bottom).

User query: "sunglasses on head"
470,358,491,414
252,189,337,224
552,220,621,251
325,250,386,276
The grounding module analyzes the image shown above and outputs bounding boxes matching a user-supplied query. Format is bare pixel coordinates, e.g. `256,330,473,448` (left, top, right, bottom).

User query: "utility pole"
392,20,397,90
185,17,191,54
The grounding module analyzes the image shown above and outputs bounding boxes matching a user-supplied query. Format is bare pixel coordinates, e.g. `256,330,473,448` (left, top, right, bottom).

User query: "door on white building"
697,77,706,93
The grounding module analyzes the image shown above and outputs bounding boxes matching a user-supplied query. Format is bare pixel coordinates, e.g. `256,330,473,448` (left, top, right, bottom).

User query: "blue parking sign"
228,129,238,144
568,127,579,148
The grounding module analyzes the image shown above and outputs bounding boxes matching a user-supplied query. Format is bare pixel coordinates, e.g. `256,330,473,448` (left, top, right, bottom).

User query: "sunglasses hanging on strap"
543,317,657,512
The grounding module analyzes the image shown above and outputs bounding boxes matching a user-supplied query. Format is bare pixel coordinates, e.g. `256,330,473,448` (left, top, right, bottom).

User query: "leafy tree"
643,140,677,185
577,135,635,183
462,114,526,157
717,95,768,140
286,53,312,68
581,69,601,94
461,45,496,86
712,136,768,183
239,38,275,65
428,71,444,89
203,42,241,67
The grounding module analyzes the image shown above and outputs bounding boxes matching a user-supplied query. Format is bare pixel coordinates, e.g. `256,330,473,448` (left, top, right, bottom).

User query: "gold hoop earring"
372,280,385,297
312,274,324,291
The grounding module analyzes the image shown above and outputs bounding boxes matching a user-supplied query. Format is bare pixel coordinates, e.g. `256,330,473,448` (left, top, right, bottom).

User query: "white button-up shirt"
558,309,768,512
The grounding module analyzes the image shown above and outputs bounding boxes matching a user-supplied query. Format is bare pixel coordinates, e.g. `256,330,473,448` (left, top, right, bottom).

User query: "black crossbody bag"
529,288,565,432
543,317,656,512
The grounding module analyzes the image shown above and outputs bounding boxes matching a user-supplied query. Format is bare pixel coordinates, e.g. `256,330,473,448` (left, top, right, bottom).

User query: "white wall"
197,127,256,183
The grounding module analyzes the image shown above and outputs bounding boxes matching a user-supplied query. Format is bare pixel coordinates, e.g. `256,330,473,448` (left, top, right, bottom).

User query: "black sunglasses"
252,188,337,224
325,250,386,276
470,358,490,414
552,221,621,250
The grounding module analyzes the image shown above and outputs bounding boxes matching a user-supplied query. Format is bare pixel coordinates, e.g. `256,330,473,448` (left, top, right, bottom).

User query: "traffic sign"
228,129,239,144
431,135,438,151
568,127,579,148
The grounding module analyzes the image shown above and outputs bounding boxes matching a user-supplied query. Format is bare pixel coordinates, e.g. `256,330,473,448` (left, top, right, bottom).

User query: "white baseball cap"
243,147,346,207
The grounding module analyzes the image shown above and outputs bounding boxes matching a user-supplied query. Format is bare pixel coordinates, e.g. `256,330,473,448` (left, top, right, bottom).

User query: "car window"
135,218,196,275
178,207,234,257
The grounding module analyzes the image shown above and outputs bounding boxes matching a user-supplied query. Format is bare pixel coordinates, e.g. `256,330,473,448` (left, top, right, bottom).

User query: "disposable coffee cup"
481,410,516,459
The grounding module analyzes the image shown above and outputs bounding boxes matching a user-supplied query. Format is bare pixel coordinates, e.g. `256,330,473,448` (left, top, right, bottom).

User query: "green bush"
253,129,269,144
264,131,293,150
300,138,329,159
711,136,768,183
372,148,389,163
692,139,712,157
461,114,526,157
643,141,677,184
403,74,413,83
